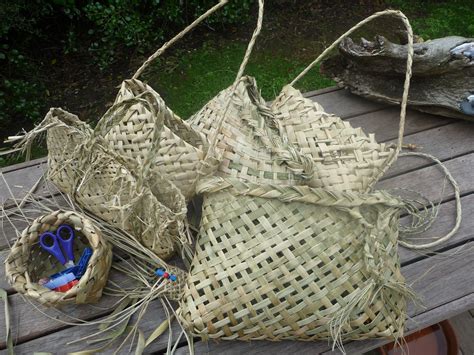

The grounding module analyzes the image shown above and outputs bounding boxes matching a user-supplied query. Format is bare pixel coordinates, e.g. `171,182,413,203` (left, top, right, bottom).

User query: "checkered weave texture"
5,210,112,306
178,177,412,342
103,79,218,200
32,106,187,260
188,76,314,185
271,85,397,192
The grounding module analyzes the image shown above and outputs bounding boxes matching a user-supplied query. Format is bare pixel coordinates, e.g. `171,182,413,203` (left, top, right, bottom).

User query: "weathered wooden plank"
10,299,182,354
322,293,474,355
0,162,53,205
348,107,452,142
175,243,474,355
376,153,474,202
310,89,387,119
382,121,474,179
0,157,46,174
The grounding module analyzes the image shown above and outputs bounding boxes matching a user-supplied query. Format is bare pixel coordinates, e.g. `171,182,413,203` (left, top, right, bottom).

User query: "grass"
388,0,474,39
147,41,334,120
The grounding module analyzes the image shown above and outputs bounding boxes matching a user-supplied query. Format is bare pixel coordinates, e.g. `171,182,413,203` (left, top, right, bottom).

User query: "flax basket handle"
289,9,414,169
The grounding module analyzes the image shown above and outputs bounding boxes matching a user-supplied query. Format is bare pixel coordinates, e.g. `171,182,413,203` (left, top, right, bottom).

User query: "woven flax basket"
178,9,418,344
5,210,112,306
178,177,412,342
103,79,217,200
21,102,187,260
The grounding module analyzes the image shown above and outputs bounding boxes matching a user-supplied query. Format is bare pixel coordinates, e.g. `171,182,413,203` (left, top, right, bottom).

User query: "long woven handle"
201,0,264,159
202,0,313,180
290,9,414,167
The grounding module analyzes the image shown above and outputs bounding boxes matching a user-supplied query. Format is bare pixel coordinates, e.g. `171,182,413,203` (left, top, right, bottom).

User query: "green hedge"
0,0,254,130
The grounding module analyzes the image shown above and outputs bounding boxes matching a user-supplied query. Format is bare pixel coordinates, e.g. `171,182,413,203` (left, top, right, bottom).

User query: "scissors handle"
39,232,67,265
57,224,75,264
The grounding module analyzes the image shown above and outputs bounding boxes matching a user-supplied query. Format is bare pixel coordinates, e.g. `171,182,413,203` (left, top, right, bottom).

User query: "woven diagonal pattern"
271,85,397,192
103,79,215,200
42,108,186,260
188,76,313,185
5,210,112,306
73,145,183,259
179,178,409,342
46,108,92,195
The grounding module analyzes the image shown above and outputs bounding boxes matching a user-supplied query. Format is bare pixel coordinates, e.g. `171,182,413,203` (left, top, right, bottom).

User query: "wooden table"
1,87,473,354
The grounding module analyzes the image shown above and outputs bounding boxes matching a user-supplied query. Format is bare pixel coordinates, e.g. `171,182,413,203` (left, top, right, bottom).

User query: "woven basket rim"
5,210,111,304
196,176,404,207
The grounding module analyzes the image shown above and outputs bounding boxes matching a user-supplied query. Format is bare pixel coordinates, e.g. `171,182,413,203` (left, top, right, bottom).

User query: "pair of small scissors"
39,224,75,267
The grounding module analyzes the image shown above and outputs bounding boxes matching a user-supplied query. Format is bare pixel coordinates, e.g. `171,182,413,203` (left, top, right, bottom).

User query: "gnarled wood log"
321,36,474,120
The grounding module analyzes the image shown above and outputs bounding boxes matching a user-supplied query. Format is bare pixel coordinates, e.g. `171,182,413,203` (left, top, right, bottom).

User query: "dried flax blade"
0,174,187,354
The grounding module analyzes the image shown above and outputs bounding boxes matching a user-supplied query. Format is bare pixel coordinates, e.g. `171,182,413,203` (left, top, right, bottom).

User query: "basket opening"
28,226,91,284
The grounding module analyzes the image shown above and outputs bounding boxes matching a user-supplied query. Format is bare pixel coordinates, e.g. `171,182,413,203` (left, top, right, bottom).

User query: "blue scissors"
39,224,75,267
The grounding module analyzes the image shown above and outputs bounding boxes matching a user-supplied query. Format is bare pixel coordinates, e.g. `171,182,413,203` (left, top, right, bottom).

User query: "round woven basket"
5,210,112,306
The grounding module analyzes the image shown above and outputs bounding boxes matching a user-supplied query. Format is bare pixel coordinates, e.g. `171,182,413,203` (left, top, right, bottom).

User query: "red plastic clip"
54,279,79,292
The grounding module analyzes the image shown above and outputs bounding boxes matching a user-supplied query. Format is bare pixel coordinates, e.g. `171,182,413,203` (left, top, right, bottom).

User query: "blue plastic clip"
75,247,93,278
155,268,177,282
50,265,79,279
44,272,75,290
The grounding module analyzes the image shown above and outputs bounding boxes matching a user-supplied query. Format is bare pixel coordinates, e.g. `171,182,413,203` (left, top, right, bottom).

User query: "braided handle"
202,0,313,179
290,9,414,166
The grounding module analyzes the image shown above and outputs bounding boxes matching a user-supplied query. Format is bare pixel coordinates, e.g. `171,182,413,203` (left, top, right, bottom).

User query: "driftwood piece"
322,36,474,120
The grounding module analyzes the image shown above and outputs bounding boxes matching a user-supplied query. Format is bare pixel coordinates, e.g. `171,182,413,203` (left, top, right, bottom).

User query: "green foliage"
149,42,334,120
82,0,255,69
0,45,46,130
0,0,254,132
388,0,474,39
83,1,165,69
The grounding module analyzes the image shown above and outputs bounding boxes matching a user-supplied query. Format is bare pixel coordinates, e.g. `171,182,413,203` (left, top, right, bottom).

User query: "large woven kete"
179,177,411,342
104,79,215,200
26,106,187,260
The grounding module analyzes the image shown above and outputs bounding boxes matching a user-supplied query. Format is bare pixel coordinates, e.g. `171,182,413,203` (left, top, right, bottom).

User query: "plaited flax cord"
189,76,314,185
5,210,112,306
103,79,218,200
178,177,414,343
271,85,396,192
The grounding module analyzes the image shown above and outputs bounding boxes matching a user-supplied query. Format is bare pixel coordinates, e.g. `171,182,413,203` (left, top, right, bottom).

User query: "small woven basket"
178,178,412,342
5,210,112,306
